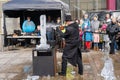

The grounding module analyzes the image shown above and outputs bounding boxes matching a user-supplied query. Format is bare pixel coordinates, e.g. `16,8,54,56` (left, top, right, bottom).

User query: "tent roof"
2,0,69,12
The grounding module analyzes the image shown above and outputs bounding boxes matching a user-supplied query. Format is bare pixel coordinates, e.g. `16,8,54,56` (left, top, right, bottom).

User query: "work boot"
58,72,66,76
96,47,99,51
94,46,96,51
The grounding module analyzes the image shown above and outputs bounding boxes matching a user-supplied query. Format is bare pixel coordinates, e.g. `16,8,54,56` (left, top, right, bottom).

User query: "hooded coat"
82,19,92,41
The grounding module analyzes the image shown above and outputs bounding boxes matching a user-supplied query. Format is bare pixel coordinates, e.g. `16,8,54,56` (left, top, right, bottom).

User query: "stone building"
62,0,107,19
0,0,8,51
62,0,120,19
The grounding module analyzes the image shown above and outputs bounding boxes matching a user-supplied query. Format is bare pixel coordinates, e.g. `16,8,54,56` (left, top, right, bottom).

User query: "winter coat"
22,20,35,33
91,20,100,43
91,20,100,32
93,32,99,43
82,19,92,41
116,27,120,40
79,31,83,41
57,22,82,66
106,23,119,40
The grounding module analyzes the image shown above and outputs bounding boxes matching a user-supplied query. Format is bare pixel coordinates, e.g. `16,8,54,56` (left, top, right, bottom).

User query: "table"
6,35,41,49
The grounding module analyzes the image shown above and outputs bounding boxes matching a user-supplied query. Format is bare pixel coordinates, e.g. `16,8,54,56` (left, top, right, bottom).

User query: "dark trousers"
110,36,115,54
80,40,83,49
61,55,83,75
99,42,103,49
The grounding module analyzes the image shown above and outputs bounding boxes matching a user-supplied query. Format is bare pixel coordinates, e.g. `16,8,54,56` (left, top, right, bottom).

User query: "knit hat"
93,14,98,18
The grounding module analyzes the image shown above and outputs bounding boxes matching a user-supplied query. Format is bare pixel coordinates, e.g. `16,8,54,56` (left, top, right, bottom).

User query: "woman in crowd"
91,15,100,51
105,13,111,25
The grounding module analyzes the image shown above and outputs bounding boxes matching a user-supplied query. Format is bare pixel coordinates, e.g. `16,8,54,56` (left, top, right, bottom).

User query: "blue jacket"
82,19,92,41
22,20,35,33
82,19,91,31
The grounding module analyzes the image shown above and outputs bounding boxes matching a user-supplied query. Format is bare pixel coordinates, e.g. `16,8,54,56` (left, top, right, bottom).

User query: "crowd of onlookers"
74,13,120,54
11,13,120,54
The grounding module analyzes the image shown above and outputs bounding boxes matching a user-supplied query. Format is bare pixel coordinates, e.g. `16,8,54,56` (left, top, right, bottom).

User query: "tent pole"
61,9,63,25
3,13,7,35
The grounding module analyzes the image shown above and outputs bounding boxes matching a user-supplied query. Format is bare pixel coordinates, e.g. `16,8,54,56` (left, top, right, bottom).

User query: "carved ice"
36,15,50,50
101,35,116,80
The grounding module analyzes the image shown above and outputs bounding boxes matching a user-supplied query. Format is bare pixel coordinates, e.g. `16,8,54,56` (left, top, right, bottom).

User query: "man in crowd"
116,19,120,50
106,17,119,54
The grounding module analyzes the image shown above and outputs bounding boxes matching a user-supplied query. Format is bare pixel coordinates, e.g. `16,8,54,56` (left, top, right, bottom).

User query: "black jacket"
58,22,82,66
106,22,119,40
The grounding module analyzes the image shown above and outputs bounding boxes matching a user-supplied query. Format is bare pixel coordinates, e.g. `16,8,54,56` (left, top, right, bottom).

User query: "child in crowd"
91,15,100,51
101,21,108,51
99,29,104,51
83,14,92,52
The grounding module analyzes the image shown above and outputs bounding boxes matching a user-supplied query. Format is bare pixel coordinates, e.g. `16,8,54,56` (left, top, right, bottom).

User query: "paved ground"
0,47,120,80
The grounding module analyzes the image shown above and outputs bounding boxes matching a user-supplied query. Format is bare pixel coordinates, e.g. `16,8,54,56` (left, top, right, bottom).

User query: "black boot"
58,72,66,76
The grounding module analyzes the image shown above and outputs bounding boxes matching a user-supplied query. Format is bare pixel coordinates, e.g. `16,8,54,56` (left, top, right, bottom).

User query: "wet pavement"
0,47,120,80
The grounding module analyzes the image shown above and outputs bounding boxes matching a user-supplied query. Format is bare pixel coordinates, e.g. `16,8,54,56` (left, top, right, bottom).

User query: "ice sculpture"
101,35,116,80
36,15,50,50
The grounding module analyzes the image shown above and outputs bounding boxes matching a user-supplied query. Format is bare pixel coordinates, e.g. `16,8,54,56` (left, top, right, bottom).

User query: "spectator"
22,17,35,33
34,25,41,44
46,23,54,41
34,25,41,36
105,13,111,25
102,13,111,51
100,21,107,51
79,19,84,28
106,17,119,54
116,19,120,50
91,15,100,51
82,14,92,52
99,30,104,51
